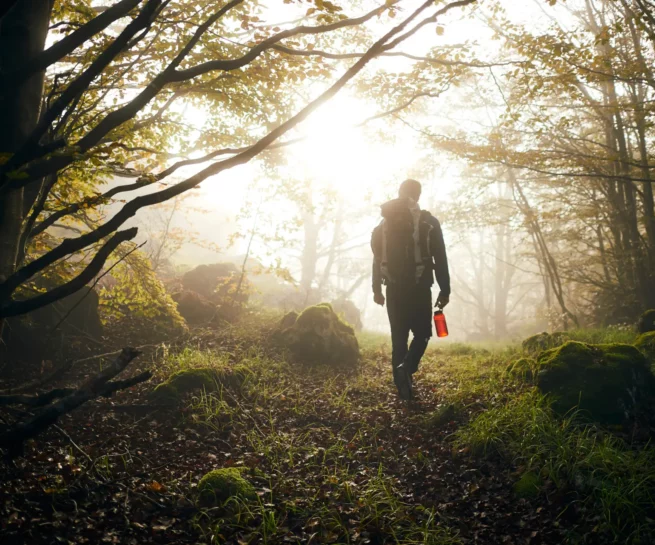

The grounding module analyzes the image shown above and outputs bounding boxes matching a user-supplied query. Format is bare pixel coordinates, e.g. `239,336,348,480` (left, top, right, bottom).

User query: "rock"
638,309,655,334
172,290,217,325
181,263,247,304
535,341,655,423
513,472,542,498
278,303,359,367
522,331,569,355
331,298,363,331
279,311,299,330
635,332,655,367
506,357,537,380
197,468,256,505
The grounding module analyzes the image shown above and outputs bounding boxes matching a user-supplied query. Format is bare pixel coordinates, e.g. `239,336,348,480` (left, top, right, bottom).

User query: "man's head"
399,179,422,202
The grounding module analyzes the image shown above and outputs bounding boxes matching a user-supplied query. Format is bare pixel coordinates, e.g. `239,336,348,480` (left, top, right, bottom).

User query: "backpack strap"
380,219,392,283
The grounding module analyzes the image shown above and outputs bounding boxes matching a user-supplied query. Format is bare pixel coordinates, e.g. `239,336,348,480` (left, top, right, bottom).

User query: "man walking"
371,179,450,400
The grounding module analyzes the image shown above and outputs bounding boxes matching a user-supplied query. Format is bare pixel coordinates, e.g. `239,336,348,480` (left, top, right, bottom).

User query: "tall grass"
454,390,655,541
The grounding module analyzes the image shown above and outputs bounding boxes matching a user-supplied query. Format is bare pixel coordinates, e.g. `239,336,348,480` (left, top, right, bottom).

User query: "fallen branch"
0,388,75,407
0,347,146,458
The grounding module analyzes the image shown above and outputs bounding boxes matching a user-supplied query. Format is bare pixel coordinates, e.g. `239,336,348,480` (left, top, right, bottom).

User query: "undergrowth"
145,321,655,544
454,390,655,542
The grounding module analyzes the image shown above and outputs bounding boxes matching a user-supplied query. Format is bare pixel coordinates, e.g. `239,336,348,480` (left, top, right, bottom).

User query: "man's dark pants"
386,284,432,377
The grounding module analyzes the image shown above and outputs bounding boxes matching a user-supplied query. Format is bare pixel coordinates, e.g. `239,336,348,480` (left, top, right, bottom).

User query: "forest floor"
1,316,652,545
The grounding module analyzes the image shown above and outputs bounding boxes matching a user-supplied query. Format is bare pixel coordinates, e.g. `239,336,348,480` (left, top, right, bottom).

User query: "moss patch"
197,468,256,505
535,341,655,423
513,472,542,498
425,404,460,428
278,303,359,367
635,332,655,367
151,367,244,403
506,357,538,381
522,332,569,355
638,310,655,334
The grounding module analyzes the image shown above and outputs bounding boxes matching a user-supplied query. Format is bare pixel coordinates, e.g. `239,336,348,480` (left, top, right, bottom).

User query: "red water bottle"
434,310,448,338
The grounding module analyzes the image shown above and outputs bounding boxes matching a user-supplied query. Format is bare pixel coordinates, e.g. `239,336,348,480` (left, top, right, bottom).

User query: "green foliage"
535,341,654,423
454,391,655,539
98,249,186,333
197,468,256,506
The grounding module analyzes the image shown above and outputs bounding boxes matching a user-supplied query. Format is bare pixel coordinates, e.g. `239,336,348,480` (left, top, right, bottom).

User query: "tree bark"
0,0,53,283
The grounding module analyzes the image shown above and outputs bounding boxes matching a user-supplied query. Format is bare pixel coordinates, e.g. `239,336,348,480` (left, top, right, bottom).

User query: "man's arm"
430,217,451,304
371,225,385,304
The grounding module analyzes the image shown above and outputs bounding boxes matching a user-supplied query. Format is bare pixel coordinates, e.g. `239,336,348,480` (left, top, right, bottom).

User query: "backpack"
378,199,433,285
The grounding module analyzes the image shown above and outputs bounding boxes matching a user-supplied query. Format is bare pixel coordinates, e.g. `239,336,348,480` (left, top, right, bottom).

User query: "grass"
454,390,655,541
149,318,654,544
564,327,640,345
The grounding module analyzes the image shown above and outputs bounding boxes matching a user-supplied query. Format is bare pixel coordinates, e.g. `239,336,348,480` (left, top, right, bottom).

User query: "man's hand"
374,293,385,306
436,293,450,309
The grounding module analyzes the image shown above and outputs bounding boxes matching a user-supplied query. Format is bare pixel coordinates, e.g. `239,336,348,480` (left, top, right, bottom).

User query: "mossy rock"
279,303,359,367
638,309,655,334
279,311,299,330
513,472,542,498
522,332,569,355
506,357,538,381
197,468,256,505
151,367,244,403
635,332,655,366
425,404,460,428
535,341,655,423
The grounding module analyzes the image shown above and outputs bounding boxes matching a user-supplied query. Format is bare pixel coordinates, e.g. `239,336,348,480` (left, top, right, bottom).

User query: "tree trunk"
0,0,53,338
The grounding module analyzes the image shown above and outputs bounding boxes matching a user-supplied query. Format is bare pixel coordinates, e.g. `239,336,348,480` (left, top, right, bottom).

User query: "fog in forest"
110,0,653,342
3,1,655,542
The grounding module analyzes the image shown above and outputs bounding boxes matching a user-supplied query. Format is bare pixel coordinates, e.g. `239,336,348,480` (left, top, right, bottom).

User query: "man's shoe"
394,364,412,400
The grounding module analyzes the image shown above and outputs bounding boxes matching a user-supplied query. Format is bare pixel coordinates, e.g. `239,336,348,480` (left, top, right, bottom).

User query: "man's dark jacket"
371,199,450,298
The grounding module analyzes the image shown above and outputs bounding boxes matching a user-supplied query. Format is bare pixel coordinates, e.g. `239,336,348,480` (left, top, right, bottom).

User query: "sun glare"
289,95,421,200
